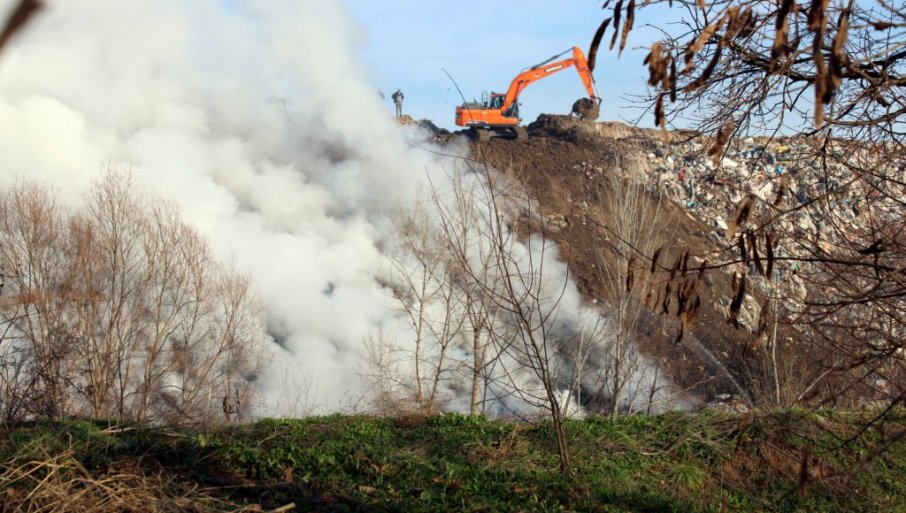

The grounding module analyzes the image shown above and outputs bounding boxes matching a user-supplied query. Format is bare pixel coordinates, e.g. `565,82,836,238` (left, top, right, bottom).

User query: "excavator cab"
506,100,519,120
488,93,520,119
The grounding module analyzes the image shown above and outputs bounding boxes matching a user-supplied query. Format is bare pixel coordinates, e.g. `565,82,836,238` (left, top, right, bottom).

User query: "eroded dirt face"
440,115,763,404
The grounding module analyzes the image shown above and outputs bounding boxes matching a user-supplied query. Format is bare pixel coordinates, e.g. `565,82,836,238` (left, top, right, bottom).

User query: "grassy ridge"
1,410,903,512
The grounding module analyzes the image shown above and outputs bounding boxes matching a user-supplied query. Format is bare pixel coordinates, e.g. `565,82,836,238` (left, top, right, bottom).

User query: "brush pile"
0,445,258,513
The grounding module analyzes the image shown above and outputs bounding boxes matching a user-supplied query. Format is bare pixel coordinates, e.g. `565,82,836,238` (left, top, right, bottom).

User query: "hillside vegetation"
1,411,903,512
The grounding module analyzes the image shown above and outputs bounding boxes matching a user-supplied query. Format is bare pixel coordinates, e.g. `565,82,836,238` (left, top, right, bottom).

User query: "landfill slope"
446,115,796,405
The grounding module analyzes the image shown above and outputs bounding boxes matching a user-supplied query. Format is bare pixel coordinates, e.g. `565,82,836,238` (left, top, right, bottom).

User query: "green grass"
0,410,903,512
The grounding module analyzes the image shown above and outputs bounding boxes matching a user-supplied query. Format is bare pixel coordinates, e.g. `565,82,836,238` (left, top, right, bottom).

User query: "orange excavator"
455,46,600,141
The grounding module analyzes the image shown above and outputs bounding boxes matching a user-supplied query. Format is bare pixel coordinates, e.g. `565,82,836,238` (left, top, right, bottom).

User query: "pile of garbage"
627,134,903,324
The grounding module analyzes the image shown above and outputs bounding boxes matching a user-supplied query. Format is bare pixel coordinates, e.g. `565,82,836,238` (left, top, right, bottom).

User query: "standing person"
392,89,404,117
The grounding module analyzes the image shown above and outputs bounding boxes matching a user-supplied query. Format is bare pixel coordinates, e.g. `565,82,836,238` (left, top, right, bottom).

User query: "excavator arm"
499,46,598,114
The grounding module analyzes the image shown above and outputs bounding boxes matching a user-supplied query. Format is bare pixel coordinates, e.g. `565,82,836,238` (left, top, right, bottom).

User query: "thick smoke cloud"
0,0,436,412
0,0,680,415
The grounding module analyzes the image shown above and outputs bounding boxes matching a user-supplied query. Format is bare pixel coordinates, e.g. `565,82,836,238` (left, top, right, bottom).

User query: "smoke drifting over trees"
0,0,435,412
0,172,262,425
0,1,681,418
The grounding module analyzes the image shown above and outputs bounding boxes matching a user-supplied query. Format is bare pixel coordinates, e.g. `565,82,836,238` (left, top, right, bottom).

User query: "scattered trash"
626,134,899,311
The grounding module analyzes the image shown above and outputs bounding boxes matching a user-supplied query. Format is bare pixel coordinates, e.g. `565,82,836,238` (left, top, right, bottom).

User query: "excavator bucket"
572,98,600,121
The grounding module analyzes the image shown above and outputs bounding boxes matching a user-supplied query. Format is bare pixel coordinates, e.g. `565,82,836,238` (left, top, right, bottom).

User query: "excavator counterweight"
455,46,600,140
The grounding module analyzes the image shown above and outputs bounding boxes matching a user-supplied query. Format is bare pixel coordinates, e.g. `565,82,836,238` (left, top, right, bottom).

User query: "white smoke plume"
0,0,682,416
0,0,437,413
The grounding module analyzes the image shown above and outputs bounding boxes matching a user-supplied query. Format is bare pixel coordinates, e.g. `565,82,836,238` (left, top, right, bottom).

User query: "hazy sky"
342,0,671,130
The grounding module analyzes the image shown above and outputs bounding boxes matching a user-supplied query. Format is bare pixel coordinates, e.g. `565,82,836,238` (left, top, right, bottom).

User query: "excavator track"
470,125,528,141
471,126,493,142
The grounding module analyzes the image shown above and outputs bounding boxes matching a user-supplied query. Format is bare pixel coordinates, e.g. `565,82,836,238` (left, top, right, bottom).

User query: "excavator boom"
499,47,596,114
455,46,599,137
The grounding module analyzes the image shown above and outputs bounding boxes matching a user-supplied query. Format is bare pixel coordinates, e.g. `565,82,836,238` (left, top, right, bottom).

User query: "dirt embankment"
440,115,759,403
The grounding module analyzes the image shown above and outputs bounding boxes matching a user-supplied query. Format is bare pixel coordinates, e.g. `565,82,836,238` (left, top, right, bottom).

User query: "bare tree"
593,173,670,414
373,172,513,416
587,0,906,481
432,165,579,474
589,0,906,405
0,173,263,425
376,196,467,412
428,172,506,416
0,181,72,418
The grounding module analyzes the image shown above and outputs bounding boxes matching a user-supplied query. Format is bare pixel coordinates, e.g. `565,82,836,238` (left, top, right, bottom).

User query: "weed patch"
0,411,902,512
